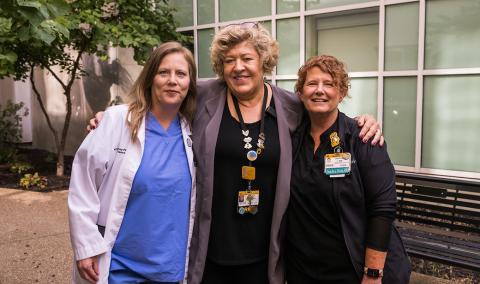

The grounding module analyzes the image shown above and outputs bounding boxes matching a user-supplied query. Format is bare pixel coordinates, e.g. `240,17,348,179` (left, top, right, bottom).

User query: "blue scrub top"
110,113,192,283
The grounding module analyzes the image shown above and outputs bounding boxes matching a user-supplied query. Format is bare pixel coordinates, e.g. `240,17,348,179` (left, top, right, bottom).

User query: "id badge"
324,152,351,178
237,190,259,215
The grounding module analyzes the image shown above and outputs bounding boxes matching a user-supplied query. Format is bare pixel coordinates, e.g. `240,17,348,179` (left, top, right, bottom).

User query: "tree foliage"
0,0,190,176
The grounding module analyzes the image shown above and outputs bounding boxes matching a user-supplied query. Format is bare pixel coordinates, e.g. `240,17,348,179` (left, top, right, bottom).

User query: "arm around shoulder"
354,135,397,215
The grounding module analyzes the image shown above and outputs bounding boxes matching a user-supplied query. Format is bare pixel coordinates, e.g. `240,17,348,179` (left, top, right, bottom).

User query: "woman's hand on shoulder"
77,255,100,283
86,112,105,133
355,114,384,146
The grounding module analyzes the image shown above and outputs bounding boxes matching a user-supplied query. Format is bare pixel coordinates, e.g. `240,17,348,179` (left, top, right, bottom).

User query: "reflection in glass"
220,0,270,22
277,18,300,75
422,75,480,173
425,0,480,69
170,0,193,27
276,80,296,93
383,77,416,166
277,0,299,14
198,29,215,78
385,3,418,71
306,0,370,10
198,0,215,25
306,10,379,72
339,78,377,118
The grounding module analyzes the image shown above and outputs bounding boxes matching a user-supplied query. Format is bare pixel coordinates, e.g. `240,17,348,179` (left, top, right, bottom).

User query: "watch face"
365,268,383,278
367,269,380,277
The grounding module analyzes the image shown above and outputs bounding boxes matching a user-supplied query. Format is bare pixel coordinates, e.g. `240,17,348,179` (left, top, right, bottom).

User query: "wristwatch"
364,267,384,278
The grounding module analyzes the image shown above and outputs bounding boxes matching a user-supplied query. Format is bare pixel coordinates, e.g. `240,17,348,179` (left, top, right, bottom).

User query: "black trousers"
201,258,269,284
286,260,359,284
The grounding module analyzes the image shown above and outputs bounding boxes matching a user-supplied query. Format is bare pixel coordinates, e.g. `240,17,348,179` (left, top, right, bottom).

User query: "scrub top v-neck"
109,112,192,283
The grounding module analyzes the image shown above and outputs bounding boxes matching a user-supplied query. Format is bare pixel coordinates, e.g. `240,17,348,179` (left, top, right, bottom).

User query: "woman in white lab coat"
68,42,196,283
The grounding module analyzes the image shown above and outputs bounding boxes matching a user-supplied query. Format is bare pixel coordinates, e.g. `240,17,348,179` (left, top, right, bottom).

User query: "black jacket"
292,111,411,283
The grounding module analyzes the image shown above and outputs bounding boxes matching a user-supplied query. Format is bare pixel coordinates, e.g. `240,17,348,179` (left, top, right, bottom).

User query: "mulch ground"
0,148,71,191
410,257,479,283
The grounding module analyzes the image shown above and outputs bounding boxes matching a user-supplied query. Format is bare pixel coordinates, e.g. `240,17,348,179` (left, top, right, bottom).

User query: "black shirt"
207,98,280,265
287,116,359,282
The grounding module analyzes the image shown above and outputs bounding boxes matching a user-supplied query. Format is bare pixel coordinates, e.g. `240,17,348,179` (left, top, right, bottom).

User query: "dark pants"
201,258,269,284
286,260,359,284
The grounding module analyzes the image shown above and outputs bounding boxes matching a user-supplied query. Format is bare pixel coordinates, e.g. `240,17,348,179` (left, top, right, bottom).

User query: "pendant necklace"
231,83,268,215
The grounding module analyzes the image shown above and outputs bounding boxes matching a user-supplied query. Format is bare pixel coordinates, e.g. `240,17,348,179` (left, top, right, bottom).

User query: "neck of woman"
228,83,271,123
232,83,264,107
150,104,181,130
308,109,339,151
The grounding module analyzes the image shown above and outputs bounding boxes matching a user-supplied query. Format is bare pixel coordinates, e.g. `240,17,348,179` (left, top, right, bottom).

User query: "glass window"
339,78,377,118
170,0,193,27
277,0,299,14
198,0,214,25
259,21,272,34
422,75,480,173
385,3,419,71
425,0,480,69
276,80,296,93
181,31,194,54
198,29,215,78
306,0,371,10
306,10,379,72
383,77,416,166
219,0,271,22
277,18,300,75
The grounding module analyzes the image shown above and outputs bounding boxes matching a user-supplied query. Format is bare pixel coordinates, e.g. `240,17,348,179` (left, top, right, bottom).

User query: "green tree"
0,0,189,176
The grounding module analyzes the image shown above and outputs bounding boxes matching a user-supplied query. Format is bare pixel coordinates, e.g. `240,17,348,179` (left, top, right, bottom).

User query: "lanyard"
231,83,268,157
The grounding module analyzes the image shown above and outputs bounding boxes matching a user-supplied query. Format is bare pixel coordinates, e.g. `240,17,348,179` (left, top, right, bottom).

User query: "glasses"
221,21,258,30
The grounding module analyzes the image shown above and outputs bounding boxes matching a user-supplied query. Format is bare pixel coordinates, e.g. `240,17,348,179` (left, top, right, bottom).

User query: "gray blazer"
187,79,302,284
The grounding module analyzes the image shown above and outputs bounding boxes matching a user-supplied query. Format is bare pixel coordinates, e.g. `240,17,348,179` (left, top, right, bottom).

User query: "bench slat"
398,227,480,249
397,207,480,226
396,185,480,201
396,215,480,234
397,192,480,209
397,200,480,219
405,245,480,270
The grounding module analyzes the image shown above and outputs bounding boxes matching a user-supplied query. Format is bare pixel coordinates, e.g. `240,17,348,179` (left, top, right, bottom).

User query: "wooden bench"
395,172,480,271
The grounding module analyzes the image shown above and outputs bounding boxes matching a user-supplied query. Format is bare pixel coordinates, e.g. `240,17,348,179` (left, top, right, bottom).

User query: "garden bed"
0,147,72,191
410,256,479,284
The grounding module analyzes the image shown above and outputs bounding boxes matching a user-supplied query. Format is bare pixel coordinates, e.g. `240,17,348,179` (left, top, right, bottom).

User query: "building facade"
171,0,480,180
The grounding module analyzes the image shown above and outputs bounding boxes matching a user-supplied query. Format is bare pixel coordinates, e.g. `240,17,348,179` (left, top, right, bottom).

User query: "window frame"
175,0,480,180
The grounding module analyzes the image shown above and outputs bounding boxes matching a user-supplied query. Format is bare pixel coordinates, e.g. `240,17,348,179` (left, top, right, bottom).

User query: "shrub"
0,100,29,163
9,162,33,175
19,172,48,190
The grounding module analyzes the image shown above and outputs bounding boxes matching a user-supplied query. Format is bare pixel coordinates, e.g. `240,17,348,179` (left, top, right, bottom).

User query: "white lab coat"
68,105,196,283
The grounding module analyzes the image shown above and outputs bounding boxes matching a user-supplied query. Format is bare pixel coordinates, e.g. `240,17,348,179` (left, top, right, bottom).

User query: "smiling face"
223,41,264,100
300,66,345,117
151,52,190,111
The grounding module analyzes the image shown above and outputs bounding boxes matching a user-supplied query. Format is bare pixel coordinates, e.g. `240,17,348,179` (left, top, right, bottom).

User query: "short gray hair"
210,23,279,79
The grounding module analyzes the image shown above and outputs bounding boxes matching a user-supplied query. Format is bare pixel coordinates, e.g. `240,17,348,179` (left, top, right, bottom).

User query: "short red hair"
295,55,350,98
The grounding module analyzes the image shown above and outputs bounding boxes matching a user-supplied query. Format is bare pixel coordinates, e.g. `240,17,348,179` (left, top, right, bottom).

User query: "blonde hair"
127,42,197,141
210,23,279,79
295,55,350,98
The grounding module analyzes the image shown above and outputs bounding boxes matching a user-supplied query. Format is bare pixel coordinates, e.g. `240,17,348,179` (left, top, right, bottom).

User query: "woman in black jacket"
287,55,411,284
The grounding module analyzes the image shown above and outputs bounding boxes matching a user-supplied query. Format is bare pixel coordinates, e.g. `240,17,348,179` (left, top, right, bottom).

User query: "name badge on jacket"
324,152,351,178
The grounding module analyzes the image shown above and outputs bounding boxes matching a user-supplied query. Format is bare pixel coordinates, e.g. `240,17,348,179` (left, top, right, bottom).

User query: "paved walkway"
0,188,71,283
0,187,454,284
